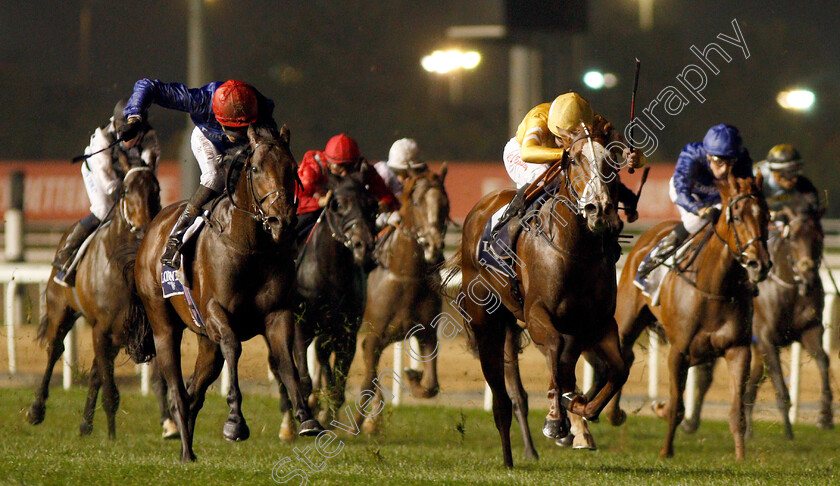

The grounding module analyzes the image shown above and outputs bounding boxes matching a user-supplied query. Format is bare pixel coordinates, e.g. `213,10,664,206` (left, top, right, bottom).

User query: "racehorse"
278,170,378,438
602,173,770,460
681,203,831,438
27,162,161,439
449,119,630,468
354,166,450,432
132,124,321,462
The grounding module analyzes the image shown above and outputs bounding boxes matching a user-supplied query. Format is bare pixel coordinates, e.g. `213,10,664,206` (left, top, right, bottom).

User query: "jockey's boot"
53,213,100,287
634,224,688,290
491,185,529,239
160,185,218,267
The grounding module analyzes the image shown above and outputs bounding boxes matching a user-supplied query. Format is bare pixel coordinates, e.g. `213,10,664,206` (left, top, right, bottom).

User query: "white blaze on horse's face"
575,140,616,233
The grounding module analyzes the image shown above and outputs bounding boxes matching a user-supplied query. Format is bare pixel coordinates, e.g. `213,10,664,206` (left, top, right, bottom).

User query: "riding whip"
628,58,641,174
72,138,122,164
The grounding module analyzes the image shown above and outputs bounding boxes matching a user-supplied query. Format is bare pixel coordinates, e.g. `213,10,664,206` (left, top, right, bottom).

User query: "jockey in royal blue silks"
119,79,278,267
634,123,753,290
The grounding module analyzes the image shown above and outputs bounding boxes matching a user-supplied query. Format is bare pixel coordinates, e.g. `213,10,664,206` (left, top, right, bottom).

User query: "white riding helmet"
386,138,427,171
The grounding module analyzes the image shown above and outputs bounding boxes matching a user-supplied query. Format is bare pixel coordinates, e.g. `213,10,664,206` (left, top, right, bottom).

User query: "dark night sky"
1,0,838,207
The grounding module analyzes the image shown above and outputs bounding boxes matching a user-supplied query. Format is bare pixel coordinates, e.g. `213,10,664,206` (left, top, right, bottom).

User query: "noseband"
714,193,763,267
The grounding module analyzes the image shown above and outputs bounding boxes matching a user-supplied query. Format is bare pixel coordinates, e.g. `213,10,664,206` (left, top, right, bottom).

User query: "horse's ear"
439,161,448,183
279,124,290,145
247,124,258,146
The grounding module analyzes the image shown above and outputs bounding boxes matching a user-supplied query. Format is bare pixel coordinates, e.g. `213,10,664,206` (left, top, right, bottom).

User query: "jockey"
373,138,427,228
295,133,399,241
53,99,160,286
755,144,819,215
492,92,644,237
120,78,277,267
635,123,753,288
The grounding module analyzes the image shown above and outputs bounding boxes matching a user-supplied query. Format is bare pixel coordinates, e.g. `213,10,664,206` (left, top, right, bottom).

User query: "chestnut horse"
355,166,450,432
682,204,831,438
451,121,630,468
603,174,770,460
28,163,160,439
133,125,321,462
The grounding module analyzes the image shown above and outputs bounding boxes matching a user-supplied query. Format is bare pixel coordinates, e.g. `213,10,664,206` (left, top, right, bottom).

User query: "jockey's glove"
119,118,143,142
698,206,721,221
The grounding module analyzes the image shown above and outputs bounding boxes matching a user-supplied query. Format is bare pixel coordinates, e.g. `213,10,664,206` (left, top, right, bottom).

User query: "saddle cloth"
637,235,699,306
160,265,205,328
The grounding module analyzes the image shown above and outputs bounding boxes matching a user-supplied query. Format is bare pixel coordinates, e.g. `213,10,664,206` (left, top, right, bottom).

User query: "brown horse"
451,121,630,468
603,174,770,460
133,124,321,462
682,204,831,438
354,166,450,432
27,163,161,439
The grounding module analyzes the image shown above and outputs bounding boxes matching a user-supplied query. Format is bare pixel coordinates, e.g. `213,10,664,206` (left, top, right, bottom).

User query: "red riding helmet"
212,80,258,127
324,134,361,164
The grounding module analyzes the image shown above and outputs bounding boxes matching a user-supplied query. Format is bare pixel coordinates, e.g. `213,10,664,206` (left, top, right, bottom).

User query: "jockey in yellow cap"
492,92,645,236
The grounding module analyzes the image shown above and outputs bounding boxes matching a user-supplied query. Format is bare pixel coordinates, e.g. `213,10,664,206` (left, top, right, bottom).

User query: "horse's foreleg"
329,328,358,419
604,302,654,427
573,323,629,422
758,339,793,440
660,347,688,458
503,327,538,460
79,358,101,436
356,332,384,430
800,325,833,430
743,348,765,440
681,360,716,434
408,335,440,399
266,310,322,437
724,345,750,461
28,296,75,426
99,335,120,440
186,335,224,438
314,337,334,424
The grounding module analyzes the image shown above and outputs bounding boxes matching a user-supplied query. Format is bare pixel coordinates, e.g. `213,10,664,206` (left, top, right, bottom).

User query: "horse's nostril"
584,204,596,215
747,260,760,269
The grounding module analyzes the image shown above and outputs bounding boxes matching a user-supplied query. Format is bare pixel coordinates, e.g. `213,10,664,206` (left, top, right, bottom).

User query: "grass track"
1,387,838,485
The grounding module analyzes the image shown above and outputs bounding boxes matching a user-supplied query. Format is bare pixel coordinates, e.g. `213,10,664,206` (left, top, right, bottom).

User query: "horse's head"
235,124,299,244
779,205,824,296
325,169,378,268
716,174,771,285
558,118,621,234
120,165,161,237
400,164,450,264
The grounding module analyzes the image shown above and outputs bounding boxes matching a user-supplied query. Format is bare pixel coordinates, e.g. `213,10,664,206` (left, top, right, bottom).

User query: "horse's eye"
251,165,259,173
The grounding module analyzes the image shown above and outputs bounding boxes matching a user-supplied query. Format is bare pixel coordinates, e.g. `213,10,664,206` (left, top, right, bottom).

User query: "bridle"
225,141,301,234
713,193,764,267
120,166,154,234
401,176,448,251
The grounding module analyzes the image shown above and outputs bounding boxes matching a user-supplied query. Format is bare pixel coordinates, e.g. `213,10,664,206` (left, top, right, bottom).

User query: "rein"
712,193,763,264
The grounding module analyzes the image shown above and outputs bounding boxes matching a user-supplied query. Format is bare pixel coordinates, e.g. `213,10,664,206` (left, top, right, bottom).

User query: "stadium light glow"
777,89,815,111
421,50,482,74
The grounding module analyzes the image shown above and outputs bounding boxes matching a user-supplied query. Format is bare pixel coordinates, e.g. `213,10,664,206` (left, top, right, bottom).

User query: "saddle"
638,226,714,305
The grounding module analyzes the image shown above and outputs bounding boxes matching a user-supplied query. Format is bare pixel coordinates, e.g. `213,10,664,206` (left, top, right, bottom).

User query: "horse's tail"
118,243,156,364
36,312,49,346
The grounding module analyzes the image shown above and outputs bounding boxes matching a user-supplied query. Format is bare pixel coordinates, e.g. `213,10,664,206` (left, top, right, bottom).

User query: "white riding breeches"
503,137,548,189
82,162,112,220
191,127,226,192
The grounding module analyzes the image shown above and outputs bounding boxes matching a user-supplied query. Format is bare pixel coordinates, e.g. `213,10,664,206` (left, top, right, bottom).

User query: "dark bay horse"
451,121,630,468
682,204,831,438
603,174,770,460
278,171,378,438
355,166,450,432
133,125,321,462
27,164,160,439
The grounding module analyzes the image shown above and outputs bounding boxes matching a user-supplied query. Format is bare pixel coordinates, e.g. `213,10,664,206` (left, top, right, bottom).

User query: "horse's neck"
389,227,425,275
695,220,745,294
769,234,795,282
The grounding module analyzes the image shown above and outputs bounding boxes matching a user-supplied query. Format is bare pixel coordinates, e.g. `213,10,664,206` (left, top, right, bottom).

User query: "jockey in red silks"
53,99,161,286
295,134,399,242
120,79,278,267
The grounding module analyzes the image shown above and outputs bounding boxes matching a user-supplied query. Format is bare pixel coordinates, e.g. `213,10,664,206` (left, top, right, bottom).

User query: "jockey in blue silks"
120,79,277,267
635,124,753,289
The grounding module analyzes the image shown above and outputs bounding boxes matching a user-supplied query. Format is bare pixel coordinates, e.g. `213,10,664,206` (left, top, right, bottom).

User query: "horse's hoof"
279,425,297,442
223,419,250,442
681,419,699,434
361,416,380,435
783,428,794,440
659,448,673,458
542,416,571,439
26,404,45,425
817,416,833,430
162,418,180,440
555,434,573,447
607,408,627,426
316,410,332,427
651,400,667,419
181,451,197,463
572,433,597,450
299,419,324,437
403,368,423,384
79,422,93,436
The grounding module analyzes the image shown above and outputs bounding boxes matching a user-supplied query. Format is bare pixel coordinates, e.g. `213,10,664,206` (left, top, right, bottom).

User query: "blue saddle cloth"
161,264,205,328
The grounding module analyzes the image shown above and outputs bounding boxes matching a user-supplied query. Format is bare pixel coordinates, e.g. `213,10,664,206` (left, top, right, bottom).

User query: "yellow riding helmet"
547,92,594,136
766,144,803,173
